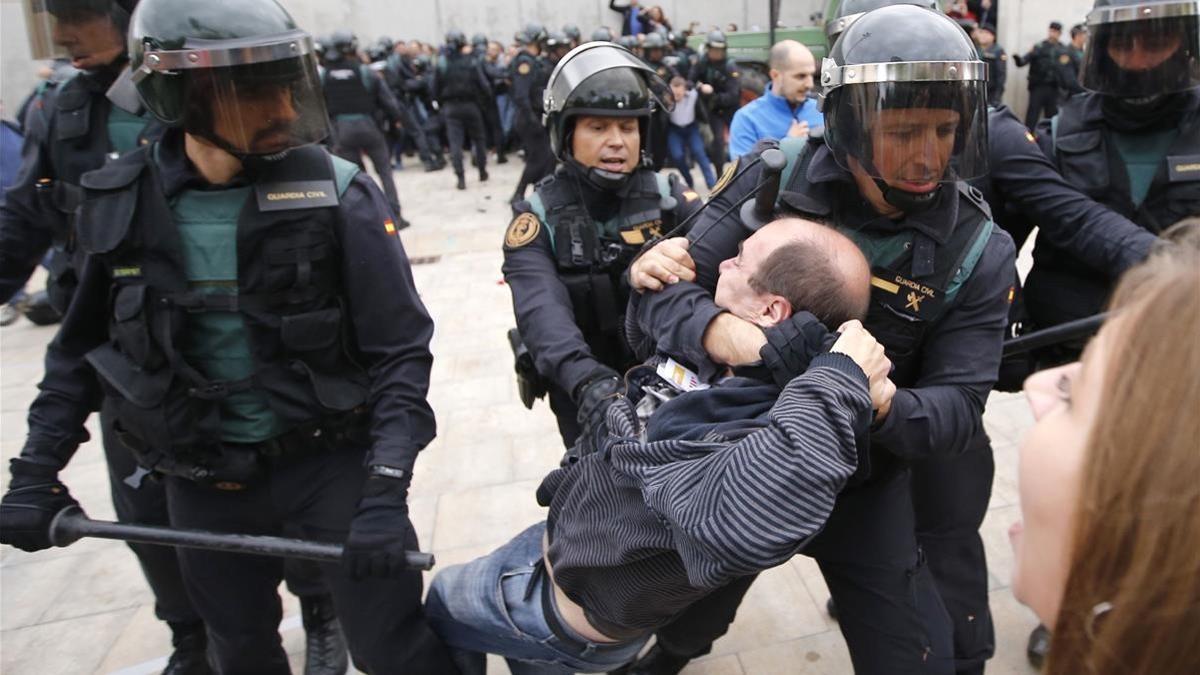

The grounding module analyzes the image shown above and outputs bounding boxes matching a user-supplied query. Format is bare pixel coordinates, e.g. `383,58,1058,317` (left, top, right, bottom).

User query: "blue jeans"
667,122,716,189
426,522,648,674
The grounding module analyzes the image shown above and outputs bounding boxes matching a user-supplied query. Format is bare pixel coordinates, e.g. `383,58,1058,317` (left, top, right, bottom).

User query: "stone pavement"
0,158,1042,674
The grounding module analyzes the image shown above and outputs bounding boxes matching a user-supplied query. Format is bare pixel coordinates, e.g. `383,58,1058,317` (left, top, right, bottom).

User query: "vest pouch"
111,285,164,369
867,302,927,386
288,359,369,412
1055,130,1109,194
263,229,334,291
280,307,346,373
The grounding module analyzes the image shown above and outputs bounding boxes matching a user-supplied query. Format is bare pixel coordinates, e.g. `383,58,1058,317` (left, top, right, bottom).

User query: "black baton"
48,505,435,571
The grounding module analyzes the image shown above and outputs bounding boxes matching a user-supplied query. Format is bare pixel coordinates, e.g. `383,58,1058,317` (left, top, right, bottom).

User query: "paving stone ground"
0,156,1042,674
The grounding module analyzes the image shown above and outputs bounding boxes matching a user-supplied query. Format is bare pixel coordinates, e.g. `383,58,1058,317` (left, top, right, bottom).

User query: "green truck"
686,0,841,100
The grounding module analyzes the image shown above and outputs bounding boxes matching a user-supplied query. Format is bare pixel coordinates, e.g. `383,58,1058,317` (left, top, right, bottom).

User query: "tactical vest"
1037,93,1200,313
437,53,479,102
75,143,368,475
323,62,377,118
773,136,995,388
44,74,156,312
527,170,677,367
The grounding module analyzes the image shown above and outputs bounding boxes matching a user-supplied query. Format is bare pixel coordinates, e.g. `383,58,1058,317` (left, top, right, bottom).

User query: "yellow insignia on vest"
870,275,900,294
518,62,531,75
709,159,739,198
682,189,700,202
1000,53,1008,61
1024,130,1037,144
505,212,541,248
1059,54,1070,64
112,266,143,278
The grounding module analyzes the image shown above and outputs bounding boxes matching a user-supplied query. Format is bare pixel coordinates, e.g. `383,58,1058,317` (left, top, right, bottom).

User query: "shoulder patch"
709,158,739,198
505,212,541,248
1059,54,1070,64
1000,53,1008,61
518,62,531,75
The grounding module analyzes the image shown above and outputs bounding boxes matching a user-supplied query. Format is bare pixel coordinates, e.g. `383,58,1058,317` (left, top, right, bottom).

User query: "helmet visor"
545,42,673,117
23,0,127,62
180,52,328,155
827,78,989,184
1081,2,1200,96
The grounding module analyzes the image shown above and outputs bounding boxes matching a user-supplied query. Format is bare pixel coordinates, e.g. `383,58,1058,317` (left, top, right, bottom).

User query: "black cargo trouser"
443,100,488,179
398,99,444,167
1024,84,1060,129
101,402,200,631
332,115,403,217
480,95,506,160
512,113,555,200
707,113,732,175
165,445,456,674
911,436,997,675
650,468,956,674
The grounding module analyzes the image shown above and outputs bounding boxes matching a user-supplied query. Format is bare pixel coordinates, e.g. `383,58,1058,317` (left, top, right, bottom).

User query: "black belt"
536,562,646,652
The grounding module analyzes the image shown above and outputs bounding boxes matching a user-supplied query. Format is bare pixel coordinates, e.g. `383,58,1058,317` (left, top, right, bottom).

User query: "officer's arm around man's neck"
185,133,243,185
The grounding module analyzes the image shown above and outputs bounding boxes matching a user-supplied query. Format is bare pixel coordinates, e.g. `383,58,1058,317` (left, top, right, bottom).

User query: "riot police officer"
642,32,678,81
688,30,741,175
976,22,1008,106
435,30,491,190
1015,21,1069,127
0,3,210,672
503,42,701,448
0,0,456,671
670,32,698,72
509,23,556,204
323,30,410,229
384,41,447,172
471,32,509,166
623,6,1015,674
1026,0,1199,346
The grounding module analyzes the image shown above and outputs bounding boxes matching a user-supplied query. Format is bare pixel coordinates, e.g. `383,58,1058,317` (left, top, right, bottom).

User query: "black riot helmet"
670,32,688,49
590,26,614,43
1079,0,1199,97
643,31,667,51
377,35,395,53
543,42,674,182
705,29,728,50
471,33,488,50
445,30,467,50
329,30,357,57
825,0,941,45
515,22,546,46
22,0,138,64
617,34,639,51
545,31,571,62
129,0,329,157
563,24,581,43
822,4,988,213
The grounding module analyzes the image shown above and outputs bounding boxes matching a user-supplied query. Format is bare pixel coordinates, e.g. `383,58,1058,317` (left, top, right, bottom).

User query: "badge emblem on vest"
518,62,531,75
905,292,925,312
505,212,541,248
710,158,739,198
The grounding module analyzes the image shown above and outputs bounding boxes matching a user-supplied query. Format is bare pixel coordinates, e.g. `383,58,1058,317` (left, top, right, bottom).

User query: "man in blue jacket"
729,40,822,157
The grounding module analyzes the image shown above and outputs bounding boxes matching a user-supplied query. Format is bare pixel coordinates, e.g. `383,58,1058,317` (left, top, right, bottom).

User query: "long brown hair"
1047,220,1200,674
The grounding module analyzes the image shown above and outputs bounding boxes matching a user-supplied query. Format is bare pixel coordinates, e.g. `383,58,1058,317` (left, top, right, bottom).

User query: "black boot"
162,622,211,675
497,152,508,164
479,168,489,183
826,597,838,621
1027,624,1051,669
618,644,691,675
301,595,349,675
456,174,467,190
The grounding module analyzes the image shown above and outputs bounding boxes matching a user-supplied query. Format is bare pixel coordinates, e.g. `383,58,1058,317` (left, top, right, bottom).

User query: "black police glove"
343,472,416,580
759,311,838,388
573,368,623,457
0,458,78,552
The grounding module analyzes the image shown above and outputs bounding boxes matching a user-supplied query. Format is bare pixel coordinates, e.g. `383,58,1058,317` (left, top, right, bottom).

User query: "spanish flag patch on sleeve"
384,219,398,235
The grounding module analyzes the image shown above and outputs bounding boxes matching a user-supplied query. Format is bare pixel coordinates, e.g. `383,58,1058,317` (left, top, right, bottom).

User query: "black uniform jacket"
630,142,1017,462
504,166,704,398
981,104,1156,276
20,131,437,474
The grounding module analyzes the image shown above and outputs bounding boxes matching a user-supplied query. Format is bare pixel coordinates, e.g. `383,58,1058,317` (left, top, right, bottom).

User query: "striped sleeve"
607,354,871,588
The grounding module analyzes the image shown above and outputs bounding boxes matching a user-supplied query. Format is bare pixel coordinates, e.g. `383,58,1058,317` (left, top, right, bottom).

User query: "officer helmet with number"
825,0,941,44
129,0,329,156
21,0,137,63
821,4,988,210
543,42,674,164
1080,0,1199,96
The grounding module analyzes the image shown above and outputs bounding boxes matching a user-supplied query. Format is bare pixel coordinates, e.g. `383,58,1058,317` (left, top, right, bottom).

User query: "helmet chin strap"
860,156,941,215
566,156,633,191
